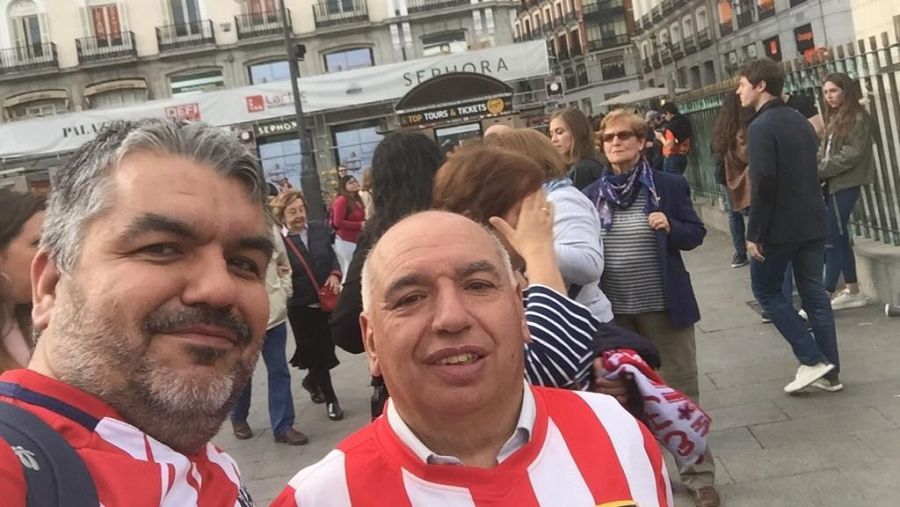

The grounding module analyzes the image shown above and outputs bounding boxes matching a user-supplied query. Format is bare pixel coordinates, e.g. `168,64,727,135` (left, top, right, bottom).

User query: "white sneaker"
784,363,835,393
811,377,844,392
831,290,868,311
798,309,808,320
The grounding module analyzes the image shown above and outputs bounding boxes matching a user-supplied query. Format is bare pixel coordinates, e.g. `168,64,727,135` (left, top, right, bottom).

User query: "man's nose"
431,283,474,335
181,251,239,309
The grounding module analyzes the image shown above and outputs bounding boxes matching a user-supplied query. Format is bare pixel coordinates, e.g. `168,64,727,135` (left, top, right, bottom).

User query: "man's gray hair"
360,219,516,312
42,119,269,271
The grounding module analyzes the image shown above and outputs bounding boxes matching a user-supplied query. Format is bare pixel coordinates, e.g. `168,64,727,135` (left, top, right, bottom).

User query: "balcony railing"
641,14,651,26
558,47,570,61
697,27,712,47
0,43,58,74
586,34,630,51
684,38,697,54
570,42,583,57
564,11,577,24
662,0,674,15
672,44,684,60
583,0,625,18
407,0,468,14
642,57,652,73
156,19,215,52
634,23,644,35
76,31,136,64
652,53,662,69
236,9,289,39
736,10,753,29
313,1,368,28
660,47,673,64
719,21,734,37
757,3,775,20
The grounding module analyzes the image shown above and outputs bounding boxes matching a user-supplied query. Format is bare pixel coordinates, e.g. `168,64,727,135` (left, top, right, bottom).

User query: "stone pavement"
214,230,900,506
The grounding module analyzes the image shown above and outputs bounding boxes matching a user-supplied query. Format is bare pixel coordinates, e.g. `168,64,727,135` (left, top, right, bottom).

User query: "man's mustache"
142,305,252,346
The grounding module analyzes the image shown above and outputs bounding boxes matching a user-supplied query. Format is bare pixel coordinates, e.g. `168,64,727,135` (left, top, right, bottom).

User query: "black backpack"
0,400,99,506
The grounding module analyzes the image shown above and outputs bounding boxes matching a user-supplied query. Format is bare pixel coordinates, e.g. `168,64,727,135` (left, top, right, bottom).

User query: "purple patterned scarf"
595,158,661,231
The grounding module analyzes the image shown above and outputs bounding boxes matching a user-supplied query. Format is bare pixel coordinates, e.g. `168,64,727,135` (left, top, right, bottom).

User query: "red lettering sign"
246,95,265,113
165,103,201,121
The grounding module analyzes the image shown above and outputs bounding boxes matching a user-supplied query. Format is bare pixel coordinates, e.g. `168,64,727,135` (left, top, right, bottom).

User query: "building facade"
512,0,642,116
0,0,533,195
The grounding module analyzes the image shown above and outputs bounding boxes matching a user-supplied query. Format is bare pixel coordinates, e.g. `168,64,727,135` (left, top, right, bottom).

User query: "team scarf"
601,348,711,466
594,158,661,231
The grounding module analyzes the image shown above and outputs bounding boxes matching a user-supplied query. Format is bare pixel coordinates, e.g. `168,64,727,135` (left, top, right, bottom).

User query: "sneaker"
231,421,253,440
761,312,772,323
730,253,749,268
798,309,808,320
811,377,844,392
784,363,835,393
831,290,869,311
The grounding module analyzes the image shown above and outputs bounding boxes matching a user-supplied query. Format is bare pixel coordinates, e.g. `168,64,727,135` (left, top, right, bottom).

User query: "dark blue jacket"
583,169,706,328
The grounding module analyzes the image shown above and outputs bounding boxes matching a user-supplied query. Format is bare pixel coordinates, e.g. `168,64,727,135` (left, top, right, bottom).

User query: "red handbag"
283,236,339,313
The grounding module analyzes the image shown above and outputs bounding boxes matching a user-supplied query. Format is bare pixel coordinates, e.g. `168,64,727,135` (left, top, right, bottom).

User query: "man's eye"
466,280,495,291
230,257,262,277
395,293,425,308
141,243,181,256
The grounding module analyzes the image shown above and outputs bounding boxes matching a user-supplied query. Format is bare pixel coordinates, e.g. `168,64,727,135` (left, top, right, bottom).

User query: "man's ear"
31,249,60,334
359,311,382,377
514,283,530,344
755,79,768,94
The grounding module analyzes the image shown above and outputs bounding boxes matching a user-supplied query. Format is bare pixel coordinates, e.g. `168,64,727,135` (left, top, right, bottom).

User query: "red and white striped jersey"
0,369,252,507
272,386,672,507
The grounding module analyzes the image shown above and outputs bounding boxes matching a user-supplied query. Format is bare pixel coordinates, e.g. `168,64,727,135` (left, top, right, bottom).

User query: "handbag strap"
283,235,322,293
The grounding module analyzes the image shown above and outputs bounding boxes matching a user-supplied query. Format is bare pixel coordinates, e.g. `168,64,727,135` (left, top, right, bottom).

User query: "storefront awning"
0,40,550,160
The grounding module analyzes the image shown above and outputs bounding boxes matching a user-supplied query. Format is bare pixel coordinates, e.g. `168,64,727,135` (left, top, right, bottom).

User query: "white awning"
598,87,690,106
0,40,550,160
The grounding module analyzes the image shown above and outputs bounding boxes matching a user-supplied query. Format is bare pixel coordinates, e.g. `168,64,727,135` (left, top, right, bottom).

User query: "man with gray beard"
0,119,273,505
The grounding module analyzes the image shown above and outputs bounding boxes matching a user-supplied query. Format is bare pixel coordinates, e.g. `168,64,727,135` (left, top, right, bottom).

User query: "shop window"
422,31,468,57
170,69,224,96
259,136,302,190
248,60,291,84
763,35,782,61
601,55,626,80
576,63,588,87
89,88,147,109
6,99,66,121
323,47,373,73
563,66,576,90
331,121,382,175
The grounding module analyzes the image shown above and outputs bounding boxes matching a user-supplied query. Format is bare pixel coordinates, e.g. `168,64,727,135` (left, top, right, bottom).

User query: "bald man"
273,211,672,507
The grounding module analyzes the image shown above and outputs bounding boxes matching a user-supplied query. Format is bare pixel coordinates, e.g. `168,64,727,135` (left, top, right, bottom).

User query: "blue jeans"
663,154,688,175
231,322,295,436
723,187,747,256
824,187,860,293
751,238,840,378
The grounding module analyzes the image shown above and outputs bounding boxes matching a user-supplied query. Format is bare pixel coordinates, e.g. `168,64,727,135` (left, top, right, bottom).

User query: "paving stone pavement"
213,230,900,506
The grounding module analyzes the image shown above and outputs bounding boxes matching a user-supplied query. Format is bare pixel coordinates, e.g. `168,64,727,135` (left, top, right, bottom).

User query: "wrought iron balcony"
564,11,577,24
736,10,753,29
652,53,662,69
641,14,651,26
672,45,684,60
570,42,583,57
634,23,644,35
684,38,697,54
583,0,625,18
586,34,630,51
407,0,468,14
719,21,734,37
236,9,289,39
662,0,674,15
156,19,215,52
757,3,775,20
660,47,673,64
76,31,136,64
558,47,570,61
0,42,58,74
697,27,712,48
313,1,368,28
643,58,652,73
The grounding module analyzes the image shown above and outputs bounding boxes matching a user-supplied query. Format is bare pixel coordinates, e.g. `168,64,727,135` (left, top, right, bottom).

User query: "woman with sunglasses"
583,110,718,507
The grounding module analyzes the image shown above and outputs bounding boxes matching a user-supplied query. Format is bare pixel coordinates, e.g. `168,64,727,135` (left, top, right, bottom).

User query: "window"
717,0,733,33
259,137,302,191
789,0,806,6
670,23,681,45
7,99,66,121
89,88,147,109
170,0,200,24
323,47,373,73
696,7,708,31
682,16,694,38
422,31,468,56
331,121,383,174
763,35,782,61
601,55,626,79
8,0,45,56
745,43,758,60
249,60,291,84
556,3,563,19
170,69,224,96
576,63,588,86
88,4,123,47
563,66,576,90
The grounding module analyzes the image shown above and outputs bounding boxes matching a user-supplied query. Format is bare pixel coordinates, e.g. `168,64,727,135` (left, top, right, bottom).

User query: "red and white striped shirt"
0,369,252,507
272,386,672,507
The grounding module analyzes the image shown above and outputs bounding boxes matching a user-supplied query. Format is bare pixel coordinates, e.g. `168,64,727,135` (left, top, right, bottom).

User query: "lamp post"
279,0,324,221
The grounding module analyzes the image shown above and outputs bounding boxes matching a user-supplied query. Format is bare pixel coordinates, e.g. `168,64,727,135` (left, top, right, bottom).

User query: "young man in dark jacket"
737,59,841,394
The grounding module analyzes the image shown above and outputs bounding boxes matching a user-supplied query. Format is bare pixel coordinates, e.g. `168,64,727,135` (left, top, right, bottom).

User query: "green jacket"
818,110,876,194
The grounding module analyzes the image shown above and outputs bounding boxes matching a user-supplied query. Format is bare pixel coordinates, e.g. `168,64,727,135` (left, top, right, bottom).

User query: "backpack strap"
0,393,99,506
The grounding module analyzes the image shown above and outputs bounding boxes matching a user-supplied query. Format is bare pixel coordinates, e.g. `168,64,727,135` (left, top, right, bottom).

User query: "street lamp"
279,0,324,221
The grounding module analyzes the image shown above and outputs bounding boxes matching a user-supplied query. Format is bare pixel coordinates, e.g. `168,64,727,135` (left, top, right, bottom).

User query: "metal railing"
677,33,900,246
643,57,652,73
662,0,674,15
586,34,630,51
582,0,625,17
672,44,684,60
757,3,775,20
736,10,753,29
684,38,697,54
313,0,368,27
697,27,712,47
407,0,468,13
236,9,289,39
76,31,136,63
156,19,215,52
719,21,734,37
0,42,58,74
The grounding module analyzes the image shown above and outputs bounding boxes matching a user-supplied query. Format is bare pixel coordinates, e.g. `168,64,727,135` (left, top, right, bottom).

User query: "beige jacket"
267,225,293,329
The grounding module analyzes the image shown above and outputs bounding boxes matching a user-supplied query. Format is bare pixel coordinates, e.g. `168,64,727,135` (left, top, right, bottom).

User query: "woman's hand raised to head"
489,191,566,294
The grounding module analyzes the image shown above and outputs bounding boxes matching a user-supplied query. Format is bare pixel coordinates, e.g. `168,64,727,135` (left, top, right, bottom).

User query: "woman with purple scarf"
583,110,719,507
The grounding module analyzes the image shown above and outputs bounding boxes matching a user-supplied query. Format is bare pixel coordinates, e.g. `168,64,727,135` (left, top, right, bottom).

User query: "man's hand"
648,211,671,234
324,274,342,294
591,358,631,406
489,190,555,262
746,241,765,262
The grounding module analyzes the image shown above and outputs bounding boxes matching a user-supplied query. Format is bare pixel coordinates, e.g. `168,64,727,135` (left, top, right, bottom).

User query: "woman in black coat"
273,190,344,421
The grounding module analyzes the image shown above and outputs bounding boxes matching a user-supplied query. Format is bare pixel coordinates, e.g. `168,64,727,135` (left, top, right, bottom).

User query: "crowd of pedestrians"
0,56,878,506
